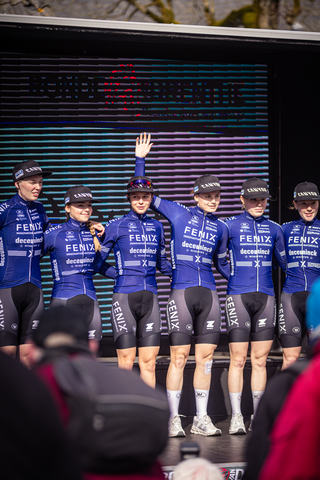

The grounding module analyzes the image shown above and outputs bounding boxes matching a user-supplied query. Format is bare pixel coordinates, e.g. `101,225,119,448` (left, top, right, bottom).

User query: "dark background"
1,18,320,355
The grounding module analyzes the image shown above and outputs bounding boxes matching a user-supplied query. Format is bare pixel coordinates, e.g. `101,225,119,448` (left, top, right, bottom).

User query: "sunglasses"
127,179,153,190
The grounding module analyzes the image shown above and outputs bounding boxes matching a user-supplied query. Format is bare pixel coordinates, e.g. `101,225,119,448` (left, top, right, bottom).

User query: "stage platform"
99,352,286,478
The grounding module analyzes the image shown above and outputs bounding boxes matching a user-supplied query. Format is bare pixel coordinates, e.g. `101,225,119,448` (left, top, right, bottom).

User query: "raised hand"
135,132,153,158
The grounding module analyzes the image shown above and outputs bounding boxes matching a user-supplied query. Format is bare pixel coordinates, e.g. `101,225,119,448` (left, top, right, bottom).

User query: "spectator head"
173,458,223,480
306,277,320,346
30,305,98,364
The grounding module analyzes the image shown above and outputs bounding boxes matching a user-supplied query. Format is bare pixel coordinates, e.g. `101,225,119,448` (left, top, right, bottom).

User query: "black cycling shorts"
166,287,221,346
278,291,309,348
111,290,161,349
0,283,44,346
49,295,102,341
225,292,276,343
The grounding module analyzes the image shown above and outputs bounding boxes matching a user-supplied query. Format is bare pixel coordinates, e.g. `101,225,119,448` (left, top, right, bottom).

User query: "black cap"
127,176,154,193
241,177,271,199
293,181,320,202
33,306,89,349
12,160,52,182
64,185,100,205
193,175,221,194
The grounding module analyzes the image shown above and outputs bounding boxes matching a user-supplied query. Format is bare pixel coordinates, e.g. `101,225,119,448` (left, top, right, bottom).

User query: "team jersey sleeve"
213,221,230,280
134,156,146,176
0,206,7,229
273,224,287,271
43,211,52,232
94,221,118,274
134,155,188,223
156,222,172,277
42,227,57,257
96,261,116,279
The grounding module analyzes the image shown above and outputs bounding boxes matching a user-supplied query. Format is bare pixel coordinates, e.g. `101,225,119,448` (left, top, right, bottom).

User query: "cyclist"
134,133,230,437
99,138,172,388
42,185,116,347
225,177,286,434
279,181,320,369
0,160,52,365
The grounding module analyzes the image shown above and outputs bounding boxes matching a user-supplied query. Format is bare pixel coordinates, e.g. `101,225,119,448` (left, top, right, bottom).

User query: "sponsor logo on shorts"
146,322,154,332
206,320,215,329
258,318,267,328
292,326,300,333
226,297,239,328
88,329,96,339
245,322,250,328
32,320,39,329
112,301,128,333
278,303,286,334
0,300,4,330
186,324,193,331
167,299,179,331
11,323,18,330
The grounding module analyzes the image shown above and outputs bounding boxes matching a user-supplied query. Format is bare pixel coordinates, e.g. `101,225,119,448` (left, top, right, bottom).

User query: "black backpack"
53,354,169,474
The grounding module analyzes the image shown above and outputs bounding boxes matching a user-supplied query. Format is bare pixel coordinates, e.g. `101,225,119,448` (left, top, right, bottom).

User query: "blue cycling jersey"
43,217,116,300
282,216,320,293
99,209,172,294
226,211,286,295
135,157,230,290
0,193,51,289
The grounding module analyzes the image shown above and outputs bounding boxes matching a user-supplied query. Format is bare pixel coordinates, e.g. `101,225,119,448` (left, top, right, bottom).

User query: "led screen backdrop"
0,54,269,334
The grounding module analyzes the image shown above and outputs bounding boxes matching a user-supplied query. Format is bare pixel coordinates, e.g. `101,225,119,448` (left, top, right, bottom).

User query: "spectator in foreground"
173,457,223,480
0,350,82,480
259,276,320,480
29,305,169,480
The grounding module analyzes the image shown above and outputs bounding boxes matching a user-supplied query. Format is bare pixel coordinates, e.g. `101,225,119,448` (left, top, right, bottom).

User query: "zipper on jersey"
197,213,206,286
254,220,259,291
26,206,34,283
141,220,147,291
79,228,86,295
302,224,307,291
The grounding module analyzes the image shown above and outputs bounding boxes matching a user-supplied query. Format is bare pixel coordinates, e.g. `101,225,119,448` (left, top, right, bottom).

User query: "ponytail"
87,221,101,252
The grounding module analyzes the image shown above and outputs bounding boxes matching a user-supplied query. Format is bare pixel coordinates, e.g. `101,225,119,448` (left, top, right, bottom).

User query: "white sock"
252,390,264,416
167,389,182,417
229,392,242,417
194,389,209,418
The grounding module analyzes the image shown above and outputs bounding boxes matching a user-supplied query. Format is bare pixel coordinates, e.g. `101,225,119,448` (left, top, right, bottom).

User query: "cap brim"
242,193,272,199
195,187,221,194
294,196,320,201
65,199,101,204
24,170,52,178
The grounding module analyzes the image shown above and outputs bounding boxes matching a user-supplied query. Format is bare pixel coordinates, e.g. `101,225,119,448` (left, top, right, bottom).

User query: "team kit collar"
67,217,88,229
298,215,318,226
14,192,34,206
129,209,148,221
194,205,217,218
243,210,264,221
